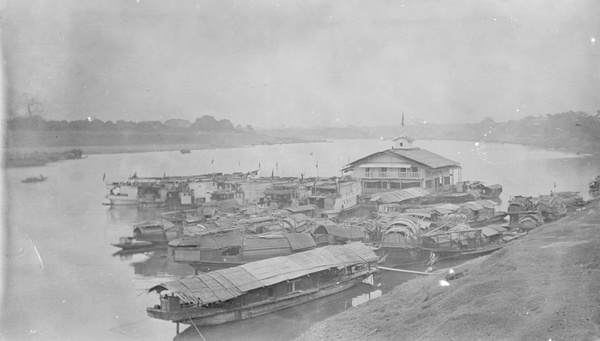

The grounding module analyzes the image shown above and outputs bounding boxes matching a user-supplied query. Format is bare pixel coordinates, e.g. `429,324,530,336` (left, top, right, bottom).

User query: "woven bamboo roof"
148,243,377,305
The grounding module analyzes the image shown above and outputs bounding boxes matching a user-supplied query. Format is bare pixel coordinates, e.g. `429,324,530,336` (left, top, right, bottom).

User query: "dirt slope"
296,201,600,341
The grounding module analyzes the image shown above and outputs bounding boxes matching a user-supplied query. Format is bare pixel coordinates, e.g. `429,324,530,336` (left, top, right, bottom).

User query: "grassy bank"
296,201,600,341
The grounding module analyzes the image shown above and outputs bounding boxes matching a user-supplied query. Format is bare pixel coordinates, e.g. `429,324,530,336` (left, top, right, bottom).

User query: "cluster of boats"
107,170,590,329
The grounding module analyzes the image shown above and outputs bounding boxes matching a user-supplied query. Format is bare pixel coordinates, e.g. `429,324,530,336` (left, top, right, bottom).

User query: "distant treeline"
5,115,310,151
260,110,600,154
7,115,255,134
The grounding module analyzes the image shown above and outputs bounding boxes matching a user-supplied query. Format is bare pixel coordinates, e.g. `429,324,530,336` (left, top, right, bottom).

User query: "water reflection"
173,281,387,341
130,249,195,277
106,205,167,226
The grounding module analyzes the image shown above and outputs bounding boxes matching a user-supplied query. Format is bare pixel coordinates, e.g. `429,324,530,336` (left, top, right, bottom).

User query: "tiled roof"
388,148,460,169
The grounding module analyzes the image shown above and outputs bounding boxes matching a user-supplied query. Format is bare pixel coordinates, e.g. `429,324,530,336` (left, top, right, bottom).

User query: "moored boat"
111,237,155,250
146,242,378,326
419,224,516,260
589,176,600,198
21,175,48,183
467,181,503,199
169,232,317,269
306,178,362,219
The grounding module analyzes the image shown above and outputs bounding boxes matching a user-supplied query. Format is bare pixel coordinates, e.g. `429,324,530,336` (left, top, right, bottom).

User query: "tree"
18,93,44,118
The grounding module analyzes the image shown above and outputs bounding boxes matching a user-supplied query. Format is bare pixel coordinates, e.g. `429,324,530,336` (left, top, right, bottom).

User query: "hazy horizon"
2,0,599,128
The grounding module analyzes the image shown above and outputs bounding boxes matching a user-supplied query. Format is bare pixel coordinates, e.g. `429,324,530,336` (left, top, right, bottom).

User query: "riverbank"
5,130,325,155
296,200,600,341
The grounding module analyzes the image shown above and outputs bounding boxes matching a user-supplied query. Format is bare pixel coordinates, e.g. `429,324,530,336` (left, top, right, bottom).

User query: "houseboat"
419,224,514,260
457,200,508,227
507,193,566,226
105,174,216,207
312,223,369,246
466,181,503,199
169,232,317,269
146,242,378,326
306,178,362,219
263,181,309,208
378,215,434,264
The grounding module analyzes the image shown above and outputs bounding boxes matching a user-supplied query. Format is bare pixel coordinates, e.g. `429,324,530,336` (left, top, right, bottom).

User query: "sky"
1,0,599,128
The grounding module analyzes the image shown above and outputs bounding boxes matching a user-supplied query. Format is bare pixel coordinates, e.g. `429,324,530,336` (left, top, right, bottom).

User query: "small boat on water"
111,237,155,250
467,181,503,199
146,242,378,326
180,149,191,154
21,175,48,183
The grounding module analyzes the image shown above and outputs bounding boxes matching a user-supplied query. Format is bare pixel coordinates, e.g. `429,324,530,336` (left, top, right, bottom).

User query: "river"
3,139,599,340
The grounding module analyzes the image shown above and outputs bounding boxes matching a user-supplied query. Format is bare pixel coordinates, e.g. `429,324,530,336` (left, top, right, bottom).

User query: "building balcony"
362,172,422,179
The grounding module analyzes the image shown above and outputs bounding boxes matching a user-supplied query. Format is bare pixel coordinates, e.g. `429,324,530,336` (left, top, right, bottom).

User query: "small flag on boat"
316,161,318,169
401,113,405,127
211,158,214,164
259,162,261,169
102,172,105,181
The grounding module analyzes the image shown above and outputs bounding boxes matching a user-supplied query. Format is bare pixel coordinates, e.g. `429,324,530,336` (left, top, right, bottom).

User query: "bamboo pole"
376,266,432,275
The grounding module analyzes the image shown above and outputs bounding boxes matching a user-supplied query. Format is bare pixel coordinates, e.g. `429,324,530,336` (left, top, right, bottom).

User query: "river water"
3,139,599,340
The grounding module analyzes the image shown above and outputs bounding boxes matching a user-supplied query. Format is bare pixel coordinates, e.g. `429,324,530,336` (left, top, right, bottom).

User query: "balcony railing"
363,172,422,179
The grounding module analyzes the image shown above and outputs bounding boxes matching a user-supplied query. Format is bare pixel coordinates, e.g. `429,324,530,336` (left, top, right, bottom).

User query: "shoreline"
296,200,600,340
4,136,595,158
4,139,328,156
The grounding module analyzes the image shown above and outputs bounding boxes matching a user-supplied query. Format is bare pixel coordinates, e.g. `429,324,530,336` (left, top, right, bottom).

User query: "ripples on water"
3,139,598,340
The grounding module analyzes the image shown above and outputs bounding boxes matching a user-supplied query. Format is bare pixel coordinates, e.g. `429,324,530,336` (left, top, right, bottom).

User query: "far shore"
4,135,594,158
4,139,329,156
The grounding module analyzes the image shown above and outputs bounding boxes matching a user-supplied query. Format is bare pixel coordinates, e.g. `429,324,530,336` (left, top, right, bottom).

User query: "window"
365,182,379,189
365,167,371,177
288,280,300,293
390,182,401,189
425,180,432,189
411,167,419,172
268,288,274,298
444,176,451,185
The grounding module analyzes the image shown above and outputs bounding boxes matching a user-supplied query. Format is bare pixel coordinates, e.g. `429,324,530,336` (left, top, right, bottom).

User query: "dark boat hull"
147,272,375,326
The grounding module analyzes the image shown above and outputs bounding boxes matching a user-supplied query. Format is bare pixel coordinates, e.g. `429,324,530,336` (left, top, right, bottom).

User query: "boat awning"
460,200,495,211
358,163,412,168
433,204,460,215
314,225,364,239
370,188,430,203
481,225,506,237
282,233,318,251
148,243,377,305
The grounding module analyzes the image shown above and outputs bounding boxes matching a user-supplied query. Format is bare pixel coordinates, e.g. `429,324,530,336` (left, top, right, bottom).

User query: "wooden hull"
147,272,375,326
21,177,48,183
106,195,139,206
111,241,154,250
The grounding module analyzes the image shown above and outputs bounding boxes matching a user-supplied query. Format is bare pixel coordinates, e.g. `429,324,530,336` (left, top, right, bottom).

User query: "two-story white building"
342,137,462,198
